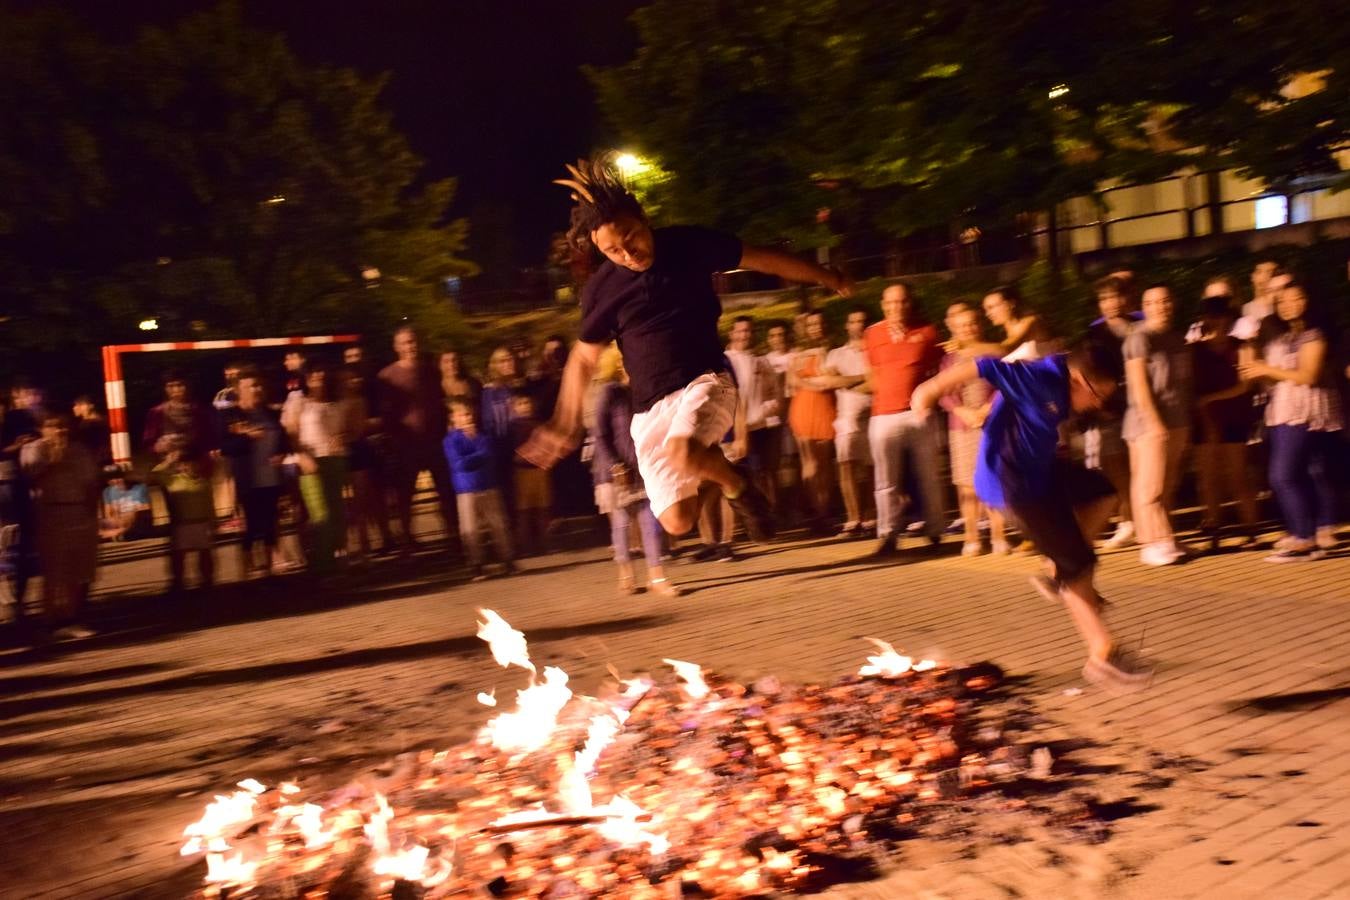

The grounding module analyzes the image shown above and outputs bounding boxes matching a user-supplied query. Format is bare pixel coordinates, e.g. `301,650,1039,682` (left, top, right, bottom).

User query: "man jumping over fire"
519,154,851,541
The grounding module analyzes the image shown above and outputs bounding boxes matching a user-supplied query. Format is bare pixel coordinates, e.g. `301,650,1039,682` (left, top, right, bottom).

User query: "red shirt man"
863,284,943,555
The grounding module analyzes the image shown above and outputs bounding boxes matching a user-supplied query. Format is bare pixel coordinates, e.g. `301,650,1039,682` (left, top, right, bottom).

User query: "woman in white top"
282,361,355,575
1239,282,1343,561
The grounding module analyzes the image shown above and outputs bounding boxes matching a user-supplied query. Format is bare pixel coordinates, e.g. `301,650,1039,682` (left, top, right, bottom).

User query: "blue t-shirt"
103,483,149,514
973,355,1071,510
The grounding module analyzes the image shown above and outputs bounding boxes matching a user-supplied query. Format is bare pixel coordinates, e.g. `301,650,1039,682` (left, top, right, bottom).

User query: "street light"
139,318,159,331
614,152,647,180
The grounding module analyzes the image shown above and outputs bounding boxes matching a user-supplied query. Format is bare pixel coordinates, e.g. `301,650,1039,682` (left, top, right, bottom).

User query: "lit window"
1254,195,1288,229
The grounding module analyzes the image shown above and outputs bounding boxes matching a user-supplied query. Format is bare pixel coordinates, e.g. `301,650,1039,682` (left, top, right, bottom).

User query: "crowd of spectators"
1,258,1346,641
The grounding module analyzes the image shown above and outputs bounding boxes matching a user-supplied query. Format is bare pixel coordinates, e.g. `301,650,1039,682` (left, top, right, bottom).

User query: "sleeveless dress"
788,352,837,442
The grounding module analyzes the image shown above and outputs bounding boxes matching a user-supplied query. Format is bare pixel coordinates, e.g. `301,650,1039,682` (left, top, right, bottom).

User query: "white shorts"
834,428,871,463
630,372,738,518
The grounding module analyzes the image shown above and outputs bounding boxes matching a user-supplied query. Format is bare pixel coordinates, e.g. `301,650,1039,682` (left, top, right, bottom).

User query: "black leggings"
241,486,281,552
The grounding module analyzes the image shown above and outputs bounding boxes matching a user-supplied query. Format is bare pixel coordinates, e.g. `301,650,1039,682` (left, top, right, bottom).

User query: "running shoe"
1082,649,1153,694
1139,543,1184,567
1101,521,1136,549
686,544,722,563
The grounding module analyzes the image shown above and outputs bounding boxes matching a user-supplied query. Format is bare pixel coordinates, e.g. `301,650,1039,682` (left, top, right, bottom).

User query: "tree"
0,3,476,387
589,0,1350,247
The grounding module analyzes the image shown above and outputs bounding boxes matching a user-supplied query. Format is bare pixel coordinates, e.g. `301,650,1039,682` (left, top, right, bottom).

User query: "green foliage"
0,3,476,390
590,0,1350,246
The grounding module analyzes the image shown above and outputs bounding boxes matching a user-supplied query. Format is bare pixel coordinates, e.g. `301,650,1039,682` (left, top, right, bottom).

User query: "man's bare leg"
668,437,744,495
661,438,774,540
1059,494,1120,661
1061,571,1113,661
658,495,704,536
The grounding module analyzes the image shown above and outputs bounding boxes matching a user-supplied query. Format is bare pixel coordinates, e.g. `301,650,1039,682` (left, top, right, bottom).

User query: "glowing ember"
180,614,1057,898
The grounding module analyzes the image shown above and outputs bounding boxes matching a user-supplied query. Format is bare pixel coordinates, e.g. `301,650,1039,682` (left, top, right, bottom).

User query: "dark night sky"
12,0,647,281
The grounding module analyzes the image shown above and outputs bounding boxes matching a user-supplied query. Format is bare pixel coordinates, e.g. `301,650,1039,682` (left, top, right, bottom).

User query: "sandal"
617,573,639,596
646,577,684,598
1082,650,1153,694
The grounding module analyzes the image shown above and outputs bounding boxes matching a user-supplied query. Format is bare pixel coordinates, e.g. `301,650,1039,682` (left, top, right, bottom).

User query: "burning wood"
180,611,1065,898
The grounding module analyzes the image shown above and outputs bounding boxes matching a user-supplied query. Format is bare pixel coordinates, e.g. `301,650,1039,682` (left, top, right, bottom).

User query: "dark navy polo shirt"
579,225,742,412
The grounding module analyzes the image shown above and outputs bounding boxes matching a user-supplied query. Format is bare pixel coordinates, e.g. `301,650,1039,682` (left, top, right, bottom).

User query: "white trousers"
868,410,943,539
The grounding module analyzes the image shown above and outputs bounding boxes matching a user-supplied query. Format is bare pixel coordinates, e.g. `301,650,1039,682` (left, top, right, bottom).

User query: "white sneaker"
990,539,1011,555
53,624,95,641
1102,521,1136,549
1316,527,1338,550
1139,543,1184,566
961,541,984,557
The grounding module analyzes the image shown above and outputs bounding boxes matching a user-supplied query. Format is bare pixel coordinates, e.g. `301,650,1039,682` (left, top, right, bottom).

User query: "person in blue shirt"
443,399,515,581
912,343,1152,692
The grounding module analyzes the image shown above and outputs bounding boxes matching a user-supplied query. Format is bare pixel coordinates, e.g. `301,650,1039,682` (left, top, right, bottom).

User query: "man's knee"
658,497,700,535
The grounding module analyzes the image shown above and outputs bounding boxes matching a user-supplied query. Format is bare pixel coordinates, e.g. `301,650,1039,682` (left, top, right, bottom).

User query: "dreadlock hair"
555,153,646,254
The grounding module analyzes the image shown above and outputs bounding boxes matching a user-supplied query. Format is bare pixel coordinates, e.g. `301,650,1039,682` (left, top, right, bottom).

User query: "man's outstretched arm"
739,245,853,296
517,339,604,467
910,359,980,420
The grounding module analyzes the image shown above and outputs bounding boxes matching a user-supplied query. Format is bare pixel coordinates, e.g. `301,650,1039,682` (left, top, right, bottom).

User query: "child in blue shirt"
443,399,515,580
913,344,1151,693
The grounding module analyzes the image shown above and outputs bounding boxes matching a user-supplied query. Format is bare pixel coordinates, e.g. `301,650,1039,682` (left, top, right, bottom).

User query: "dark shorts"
747,426,783,476
1007,460,1114,583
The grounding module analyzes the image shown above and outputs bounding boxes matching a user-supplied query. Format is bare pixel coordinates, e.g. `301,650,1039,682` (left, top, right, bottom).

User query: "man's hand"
516,421,581,469
910,386,936,424
826,269,854,298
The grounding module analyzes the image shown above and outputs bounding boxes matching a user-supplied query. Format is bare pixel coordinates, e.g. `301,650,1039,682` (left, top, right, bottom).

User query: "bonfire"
180,610,1055,898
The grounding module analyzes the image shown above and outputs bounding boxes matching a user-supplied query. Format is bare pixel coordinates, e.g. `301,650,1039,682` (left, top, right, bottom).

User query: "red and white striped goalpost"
102,334,361,466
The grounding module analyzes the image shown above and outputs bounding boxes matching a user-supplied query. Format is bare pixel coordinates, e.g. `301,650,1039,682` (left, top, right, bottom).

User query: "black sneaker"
726,477,776,542
686,544,721,563
713,544,737,563
871,532,899,558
